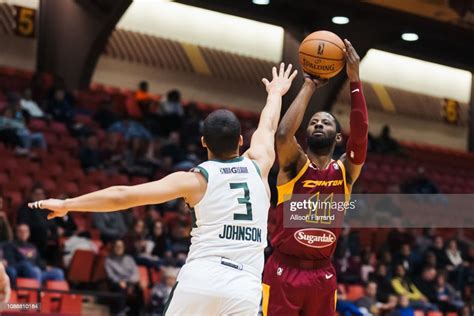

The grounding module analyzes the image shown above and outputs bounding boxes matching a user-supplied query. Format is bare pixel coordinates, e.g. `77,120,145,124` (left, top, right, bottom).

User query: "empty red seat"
50,122,68,134
59,294,82,315
46,280,70,299
346,284,364,301
16,277,40,303
68,249,95,283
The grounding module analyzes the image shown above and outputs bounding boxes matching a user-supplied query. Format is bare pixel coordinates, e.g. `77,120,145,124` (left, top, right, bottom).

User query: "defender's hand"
28,199,68,220
344,39,360,82
262,62,298,96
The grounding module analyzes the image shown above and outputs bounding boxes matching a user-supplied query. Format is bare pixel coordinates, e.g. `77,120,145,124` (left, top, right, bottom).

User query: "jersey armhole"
191,166,209,182
251,160,262,178
276,159,310,205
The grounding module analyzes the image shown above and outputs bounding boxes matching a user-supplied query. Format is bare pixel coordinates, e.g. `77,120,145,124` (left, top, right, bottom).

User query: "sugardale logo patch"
220,166,249,174
294,228,336,248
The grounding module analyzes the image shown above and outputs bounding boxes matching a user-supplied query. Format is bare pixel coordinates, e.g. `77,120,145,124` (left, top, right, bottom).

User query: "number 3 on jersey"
230,182,253,221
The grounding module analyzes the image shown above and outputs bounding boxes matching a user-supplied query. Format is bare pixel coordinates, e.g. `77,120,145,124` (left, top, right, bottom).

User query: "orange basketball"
298,30,346,79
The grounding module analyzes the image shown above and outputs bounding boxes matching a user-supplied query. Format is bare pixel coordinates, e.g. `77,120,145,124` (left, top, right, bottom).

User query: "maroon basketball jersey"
270,158,350,260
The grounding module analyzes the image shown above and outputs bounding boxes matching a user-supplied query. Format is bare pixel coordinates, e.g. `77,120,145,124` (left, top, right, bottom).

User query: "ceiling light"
332,16,349,25
401,33,419,41
252,0,270,5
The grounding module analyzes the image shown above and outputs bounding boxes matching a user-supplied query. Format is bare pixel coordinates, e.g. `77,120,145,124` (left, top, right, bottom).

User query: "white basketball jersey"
186,156,269,275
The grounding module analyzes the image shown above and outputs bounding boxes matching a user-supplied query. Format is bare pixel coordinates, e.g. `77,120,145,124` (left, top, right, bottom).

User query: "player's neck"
208,151,240,162
307,151,333,170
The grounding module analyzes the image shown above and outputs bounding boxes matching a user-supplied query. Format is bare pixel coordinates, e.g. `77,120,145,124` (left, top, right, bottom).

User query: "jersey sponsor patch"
219,166,249,174
293,228,337,248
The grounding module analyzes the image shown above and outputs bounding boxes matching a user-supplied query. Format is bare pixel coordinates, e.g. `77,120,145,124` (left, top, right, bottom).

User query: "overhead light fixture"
252,0,270,5
401,33,419,41
332,16,349,25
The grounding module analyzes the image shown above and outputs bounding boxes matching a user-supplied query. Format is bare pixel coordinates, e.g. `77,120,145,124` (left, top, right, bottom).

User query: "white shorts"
164,257,261,316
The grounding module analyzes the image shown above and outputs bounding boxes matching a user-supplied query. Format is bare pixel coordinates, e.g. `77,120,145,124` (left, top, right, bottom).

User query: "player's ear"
239,135,243,147
335,133,343,144
201,136,207,148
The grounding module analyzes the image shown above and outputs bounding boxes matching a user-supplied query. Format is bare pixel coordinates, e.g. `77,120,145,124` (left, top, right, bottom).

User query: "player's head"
306,111,342,154
202,109,243,159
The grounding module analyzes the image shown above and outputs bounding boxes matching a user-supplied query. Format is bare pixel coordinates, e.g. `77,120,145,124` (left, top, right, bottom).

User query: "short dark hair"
327,112,342,133
203,110,241,158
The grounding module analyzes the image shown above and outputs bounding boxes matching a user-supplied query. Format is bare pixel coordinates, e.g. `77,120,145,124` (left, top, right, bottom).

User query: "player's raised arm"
339,39,368,185
243,62,297,177
276,74,327,183
29,171,207,219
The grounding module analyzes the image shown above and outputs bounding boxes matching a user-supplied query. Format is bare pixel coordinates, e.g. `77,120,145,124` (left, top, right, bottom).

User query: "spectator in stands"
124,218,160,270
100,132,124,173
157,89,184,135
0,197,13,242
122,137,156,177
393,243,418,276
92,211,128,243
169,222,191,256
150,220,171,263
108,119,152,141
386,224,415,254
0,107,47,152
391,264,437,311
428,236,449,269
375,125,401,155
369,264,395,303
3,223,64,286
20,88,45,119
360,250,376,283
45,88,75,125
435,271,465,313
93,97,120,129
79,133,103,171
413,266,438,304
401,167,439,194
151,266,179,315
445,239,470,290
181,102,203,145
391,295,415,316
144,206,162,235
17,184,58,259
105,239,143,316
160,131,186,165
416,227,436,253
134,81,153,114
356,281,397,315
62,231,98,268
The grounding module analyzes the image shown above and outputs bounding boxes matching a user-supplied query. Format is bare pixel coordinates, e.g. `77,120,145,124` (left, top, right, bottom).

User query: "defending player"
262,40,368,316
29,63,297,315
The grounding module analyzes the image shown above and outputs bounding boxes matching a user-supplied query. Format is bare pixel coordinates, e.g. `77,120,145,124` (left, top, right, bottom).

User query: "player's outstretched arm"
29,172,206,219
339,39,368,186
244,62,297,178
276,74,327,184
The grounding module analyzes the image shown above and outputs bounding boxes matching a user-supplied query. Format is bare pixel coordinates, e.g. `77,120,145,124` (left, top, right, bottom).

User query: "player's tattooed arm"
29,172,207,219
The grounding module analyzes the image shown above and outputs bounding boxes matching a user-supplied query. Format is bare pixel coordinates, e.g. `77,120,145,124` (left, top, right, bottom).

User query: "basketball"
298,30,346,79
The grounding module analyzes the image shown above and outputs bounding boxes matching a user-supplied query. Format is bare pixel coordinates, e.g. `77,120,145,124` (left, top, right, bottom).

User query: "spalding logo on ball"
299,30,346,79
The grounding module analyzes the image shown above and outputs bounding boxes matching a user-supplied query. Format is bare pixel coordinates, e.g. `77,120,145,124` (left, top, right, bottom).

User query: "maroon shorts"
262,251,337,316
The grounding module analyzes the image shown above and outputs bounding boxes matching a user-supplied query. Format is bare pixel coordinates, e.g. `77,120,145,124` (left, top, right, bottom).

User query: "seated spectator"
20,88,45,119
161,131,186,165
100,132,124,173
105,239,143,316
0,197,13,242
122,137,156,177
369,264,394,303
144,206,162,234
415,227,436,253
391,295,415,316
124,219,160,270
45,88,75,125
92,211,128,243
413,266,438,304
150,267,179,315
0,107,47,151
79,134,103,171
393,243,418,275
181,102,203,145
375,125,401,155
3,224,64,286
386,227,414,254
360,250,376,283
157,89,184,136
356,281,397,315
108,119,152,141
391,264,437,311
150,220,171,264
168,222,191,256
435,271,464,313
428,236,449,270
93,98,120,129
445,239,470,290
17,184,58,260
401,167,439,194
